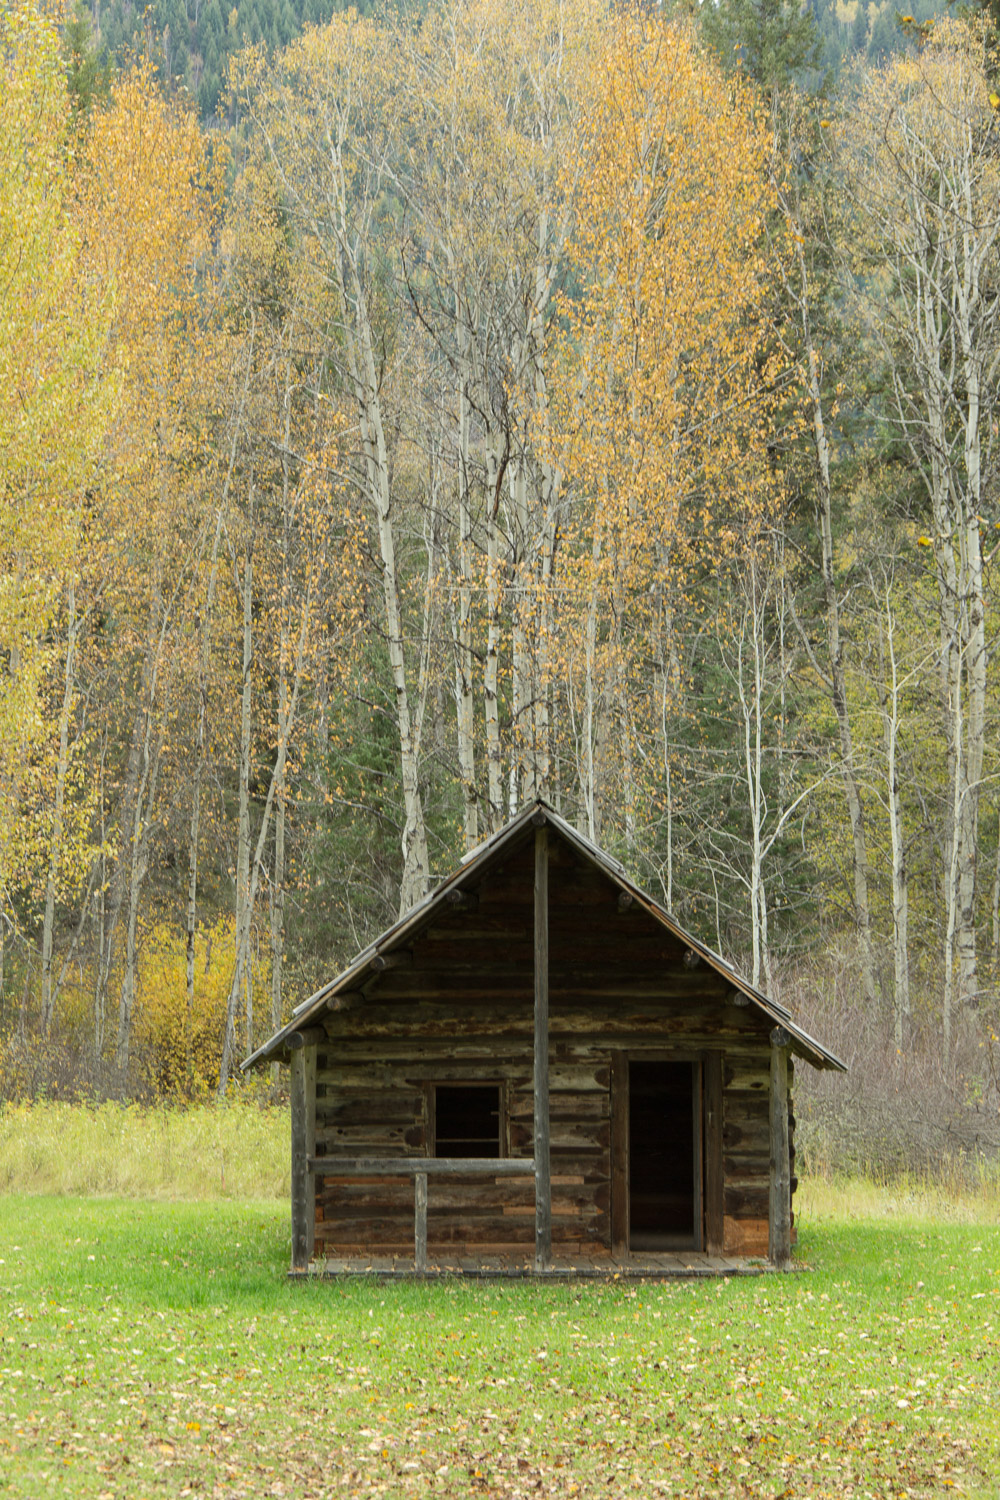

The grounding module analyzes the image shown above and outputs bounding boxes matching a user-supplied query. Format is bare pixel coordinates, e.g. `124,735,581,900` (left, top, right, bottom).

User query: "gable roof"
242,798,846,1073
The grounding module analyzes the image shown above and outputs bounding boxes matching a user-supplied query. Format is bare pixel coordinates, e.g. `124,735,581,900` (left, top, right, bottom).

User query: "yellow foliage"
548,11,783,803
132,920,269,1099
0,2,116,912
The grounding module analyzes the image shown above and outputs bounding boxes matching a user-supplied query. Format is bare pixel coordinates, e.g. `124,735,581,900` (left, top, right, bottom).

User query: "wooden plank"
610,1050,628,1258
534,823,551,1272
704,1051,724,1256
768,1027,792,1270
414,1172,428,1272
290,1046,316,1271
311,1155,534,1175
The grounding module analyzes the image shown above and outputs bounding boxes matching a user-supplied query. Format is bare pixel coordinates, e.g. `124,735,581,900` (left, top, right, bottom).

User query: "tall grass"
797,1162,1000,1225
0,1099,289,1199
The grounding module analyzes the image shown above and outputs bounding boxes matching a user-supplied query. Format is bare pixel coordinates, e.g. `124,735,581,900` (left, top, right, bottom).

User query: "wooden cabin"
243,800,844,1275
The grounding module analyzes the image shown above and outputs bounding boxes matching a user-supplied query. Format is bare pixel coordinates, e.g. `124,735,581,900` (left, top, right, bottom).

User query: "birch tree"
844,21,1000,1039
772,107,881,1013
239,21,432,916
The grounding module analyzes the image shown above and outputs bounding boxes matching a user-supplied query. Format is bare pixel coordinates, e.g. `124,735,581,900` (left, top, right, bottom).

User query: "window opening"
434,1085,501,1158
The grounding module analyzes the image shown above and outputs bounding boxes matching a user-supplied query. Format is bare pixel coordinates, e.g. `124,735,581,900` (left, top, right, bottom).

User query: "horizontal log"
369,970,733,997
510,1120,610,1151
316,1126,424,1150
310,1155,535,1177
320,1016,767,1052
319,1181,551,1211
723,1064,770,1091
723,1216,768,1256
509,1091,609,1121
725,1185,770,1217
330,992,364,1012
317,1093,425,1127
724,1091,774,1119
318,1193,603,1222
323,997,761,1026
369,950,413,973
723,1126,770,1154
316,1061,611,1093
424,918,529,939
443,889,479,911
284,1027,328,1052
722,1165,770,1188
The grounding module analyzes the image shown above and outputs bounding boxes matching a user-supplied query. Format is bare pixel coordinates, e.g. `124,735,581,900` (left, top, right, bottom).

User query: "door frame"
611,1050,723,1257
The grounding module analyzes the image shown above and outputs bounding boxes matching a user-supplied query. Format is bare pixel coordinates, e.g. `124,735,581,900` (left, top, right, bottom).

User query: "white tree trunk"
40,580,80,1035
220,530,254,1092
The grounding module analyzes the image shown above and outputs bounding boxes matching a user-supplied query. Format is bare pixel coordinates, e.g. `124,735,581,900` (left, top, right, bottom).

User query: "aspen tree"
554,13,778,862
77,65,221,1084
843,20,1000,1047
394,0,598,829
241,20,432,915
771,104,881,1014
1,2,114,994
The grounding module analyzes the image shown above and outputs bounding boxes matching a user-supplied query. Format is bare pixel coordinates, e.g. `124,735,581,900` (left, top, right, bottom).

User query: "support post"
703,1051,724,1257
769,1026,792,1270
290,1045,317,1272
533,821,551,1271
610,1050,628,1259
414,1172,428,1273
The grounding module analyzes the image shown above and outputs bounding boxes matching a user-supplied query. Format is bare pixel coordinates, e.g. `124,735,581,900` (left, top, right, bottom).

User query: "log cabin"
242,799,844,1275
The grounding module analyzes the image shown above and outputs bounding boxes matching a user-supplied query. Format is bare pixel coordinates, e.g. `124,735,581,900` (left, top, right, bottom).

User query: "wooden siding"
310,835,793,1261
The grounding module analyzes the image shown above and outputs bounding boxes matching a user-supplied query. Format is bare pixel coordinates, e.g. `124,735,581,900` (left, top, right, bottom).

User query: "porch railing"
307,1156,536,1272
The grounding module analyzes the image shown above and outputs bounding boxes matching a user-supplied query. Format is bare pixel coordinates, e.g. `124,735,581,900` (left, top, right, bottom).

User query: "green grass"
1,1195,998,1498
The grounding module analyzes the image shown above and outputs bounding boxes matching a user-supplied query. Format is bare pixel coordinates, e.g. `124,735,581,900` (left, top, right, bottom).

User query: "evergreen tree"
63,2,111,114
700,0,824,96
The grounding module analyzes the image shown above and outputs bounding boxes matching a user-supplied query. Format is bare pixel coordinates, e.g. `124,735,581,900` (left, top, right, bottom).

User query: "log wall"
310,836,792,1260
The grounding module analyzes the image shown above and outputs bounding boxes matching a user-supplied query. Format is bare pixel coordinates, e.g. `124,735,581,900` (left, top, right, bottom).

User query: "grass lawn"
1,1195,998,1498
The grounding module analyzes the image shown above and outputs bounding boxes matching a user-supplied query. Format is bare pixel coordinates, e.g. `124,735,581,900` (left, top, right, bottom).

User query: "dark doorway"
628,1061,700,1250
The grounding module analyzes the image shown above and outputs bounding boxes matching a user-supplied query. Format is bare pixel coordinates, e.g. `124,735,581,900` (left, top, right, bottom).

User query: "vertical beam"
703,1051,724,1257
691,1062,703,1252
290,1045,317,1272
533,819,551,1271
610,1050,628,1259
414,1172,428,1273
769,1027,792,1270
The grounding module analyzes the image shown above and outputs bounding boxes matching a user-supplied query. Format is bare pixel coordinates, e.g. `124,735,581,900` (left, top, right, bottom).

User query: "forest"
3,0,1000,1172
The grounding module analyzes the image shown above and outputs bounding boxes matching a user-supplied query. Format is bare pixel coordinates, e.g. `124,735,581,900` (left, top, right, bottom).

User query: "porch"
294,1248,782,1279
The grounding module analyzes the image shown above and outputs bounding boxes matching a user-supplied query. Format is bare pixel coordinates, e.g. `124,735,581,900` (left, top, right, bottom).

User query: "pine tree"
700,0,824,96
63,2,111,115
